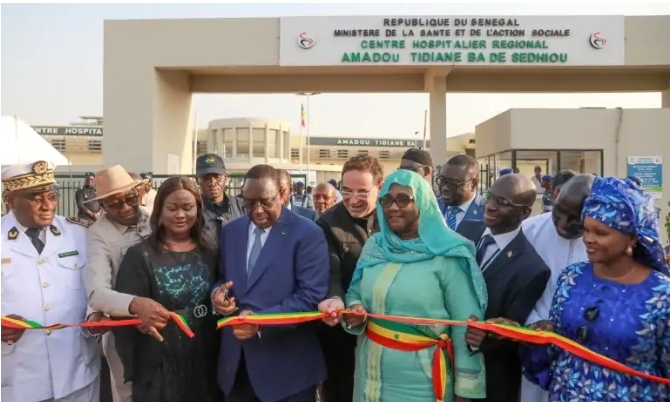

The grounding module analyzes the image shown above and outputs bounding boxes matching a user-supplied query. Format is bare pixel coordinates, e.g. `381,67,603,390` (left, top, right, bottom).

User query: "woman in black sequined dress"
114,176,222,402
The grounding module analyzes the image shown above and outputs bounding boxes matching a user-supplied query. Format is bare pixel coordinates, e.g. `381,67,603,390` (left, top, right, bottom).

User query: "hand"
129,297,171,342
85,312,111,336
212,281,238,316
484,317,521,340
465,315,486,348
318,297,345,326
529,320,554,332
232,310,259,340
2,314,27,344
343,304,367,329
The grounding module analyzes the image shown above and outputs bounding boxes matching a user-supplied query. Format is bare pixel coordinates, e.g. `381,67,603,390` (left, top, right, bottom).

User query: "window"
378,150,390,159
88,140,102,152
196,141,207,156
223,128,234,157
337,149,349,159
252,128,265,156
268,129,279,158
358,150,368,156
559,150,602,175
51,139,66,151
318,149,331,158
236,128,249,157
291,148,300,159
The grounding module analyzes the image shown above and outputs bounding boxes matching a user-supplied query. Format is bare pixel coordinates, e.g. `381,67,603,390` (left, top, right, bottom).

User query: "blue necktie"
476,234,496,267
446,206,461,230
247,227,265,276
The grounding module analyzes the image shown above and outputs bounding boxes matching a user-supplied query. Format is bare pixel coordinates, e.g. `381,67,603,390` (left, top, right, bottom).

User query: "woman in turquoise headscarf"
344,169,487,402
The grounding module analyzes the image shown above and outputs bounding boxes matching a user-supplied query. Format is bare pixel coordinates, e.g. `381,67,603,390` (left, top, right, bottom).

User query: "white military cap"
1,160,57,193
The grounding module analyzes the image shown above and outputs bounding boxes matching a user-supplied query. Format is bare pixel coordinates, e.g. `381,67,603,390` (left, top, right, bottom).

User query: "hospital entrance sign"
280,16,624,67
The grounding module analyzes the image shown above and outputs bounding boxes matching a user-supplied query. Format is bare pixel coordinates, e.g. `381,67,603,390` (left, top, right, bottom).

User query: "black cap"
84,172,95,178
141,171,153,180
196,154,226,176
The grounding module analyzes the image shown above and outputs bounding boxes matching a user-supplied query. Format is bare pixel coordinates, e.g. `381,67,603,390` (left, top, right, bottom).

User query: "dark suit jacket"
291,203,317,221
217,207,329,402
437,193,485,230
457,220,551,402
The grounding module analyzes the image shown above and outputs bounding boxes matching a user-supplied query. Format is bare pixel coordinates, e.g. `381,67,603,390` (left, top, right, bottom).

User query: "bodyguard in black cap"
75,171,102,222
195,153,245,240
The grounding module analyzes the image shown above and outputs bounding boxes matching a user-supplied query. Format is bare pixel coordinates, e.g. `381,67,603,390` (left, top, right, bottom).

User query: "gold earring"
625,246,633,257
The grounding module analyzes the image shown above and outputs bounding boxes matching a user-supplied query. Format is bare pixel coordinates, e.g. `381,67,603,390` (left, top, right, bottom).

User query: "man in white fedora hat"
1,160,101,402
83,165,170,402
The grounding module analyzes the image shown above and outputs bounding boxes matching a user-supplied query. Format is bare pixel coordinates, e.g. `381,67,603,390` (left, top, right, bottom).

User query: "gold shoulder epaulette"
66,217,93,228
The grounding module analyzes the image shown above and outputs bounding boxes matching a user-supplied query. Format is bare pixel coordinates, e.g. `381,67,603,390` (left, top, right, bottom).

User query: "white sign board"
280,16,624,67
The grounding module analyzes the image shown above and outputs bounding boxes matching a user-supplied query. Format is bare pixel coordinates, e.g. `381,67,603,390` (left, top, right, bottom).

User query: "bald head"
492,174,538,206
277,169,291,189
552,174,595,239
313,182,338,215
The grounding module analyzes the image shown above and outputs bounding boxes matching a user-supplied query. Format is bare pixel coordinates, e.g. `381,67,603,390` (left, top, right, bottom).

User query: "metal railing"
52,173,306,217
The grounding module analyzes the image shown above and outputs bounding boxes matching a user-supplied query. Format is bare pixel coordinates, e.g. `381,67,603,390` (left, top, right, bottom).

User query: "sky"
2,3,669,139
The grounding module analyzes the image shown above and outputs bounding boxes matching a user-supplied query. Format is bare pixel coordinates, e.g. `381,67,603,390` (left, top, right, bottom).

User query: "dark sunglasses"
17,191,59,206
243,193,279,210
379,194,415,209
483,191,532,209
576,306,600,343
104,195,139,210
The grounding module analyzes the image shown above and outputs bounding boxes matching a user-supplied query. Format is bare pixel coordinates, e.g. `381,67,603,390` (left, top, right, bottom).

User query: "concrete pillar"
234,128,237,158
264,124,270,163
425,70,449,165
248,123,254,158
278,125,285,161
104,69,193,174
207,129,215,153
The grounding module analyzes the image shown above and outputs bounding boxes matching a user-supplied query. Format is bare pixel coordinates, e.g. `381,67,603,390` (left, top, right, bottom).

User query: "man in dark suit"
458,173,551,402
437,154,485,230
213,164,329,402
278,170,317,221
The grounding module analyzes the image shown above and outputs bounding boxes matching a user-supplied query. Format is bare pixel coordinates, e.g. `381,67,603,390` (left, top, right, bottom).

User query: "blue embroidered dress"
522,261,670,402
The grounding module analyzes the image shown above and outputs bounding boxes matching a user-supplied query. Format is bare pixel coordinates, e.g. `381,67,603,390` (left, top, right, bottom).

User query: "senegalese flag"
301,104,306,128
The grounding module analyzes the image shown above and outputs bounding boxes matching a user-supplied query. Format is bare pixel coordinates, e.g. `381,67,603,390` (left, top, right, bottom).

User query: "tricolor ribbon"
3,310,667,385
1,312,194,338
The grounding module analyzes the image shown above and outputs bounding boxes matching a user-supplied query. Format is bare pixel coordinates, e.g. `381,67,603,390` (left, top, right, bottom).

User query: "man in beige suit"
84,166,169,402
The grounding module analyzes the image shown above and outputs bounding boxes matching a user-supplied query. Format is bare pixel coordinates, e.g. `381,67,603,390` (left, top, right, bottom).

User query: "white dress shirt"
246,222,272,267
476,226,521,271
445,193,477,227
519,212,588,402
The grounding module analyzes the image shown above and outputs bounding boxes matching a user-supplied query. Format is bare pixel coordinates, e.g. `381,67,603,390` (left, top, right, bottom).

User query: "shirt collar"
286,203,292,211
457,192,477,212
482,226,521,250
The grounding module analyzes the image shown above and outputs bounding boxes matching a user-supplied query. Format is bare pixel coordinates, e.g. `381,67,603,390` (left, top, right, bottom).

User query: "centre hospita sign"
279,16,624,66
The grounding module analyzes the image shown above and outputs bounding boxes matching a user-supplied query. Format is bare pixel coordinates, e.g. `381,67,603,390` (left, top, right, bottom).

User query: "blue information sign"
626,156,663,199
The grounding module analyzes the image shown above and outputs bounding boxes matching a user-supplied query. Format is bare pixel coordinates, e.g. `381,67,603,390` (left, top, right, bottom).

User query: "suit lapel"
464,194,484,220
231,217,250,292
40,223,65,259
483,231,524,280
6,214,39,259
246,209,292,291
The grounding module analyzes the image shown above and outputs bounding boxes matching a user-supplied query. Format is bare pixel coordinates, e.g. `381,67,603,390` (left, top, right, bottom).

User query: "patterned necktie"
476,234,496,267
446,206,461,230
25,228,45,254
247,227,265,276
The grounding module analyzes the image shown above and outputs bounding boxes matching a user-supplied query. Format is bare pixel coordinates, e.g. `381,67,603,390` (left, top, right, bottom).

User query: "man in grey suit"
278,170,318,221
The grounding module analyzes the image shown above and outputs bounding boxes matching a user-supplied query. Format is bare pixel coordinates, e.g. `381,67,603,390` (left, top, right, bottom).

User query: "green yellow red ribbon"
3,310,668,386
216,310,670,386
1,312,194,338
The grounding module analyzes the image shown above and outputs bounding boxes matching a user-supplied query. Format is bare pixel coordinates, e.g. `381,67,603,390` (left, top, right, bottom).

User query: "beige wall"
476,108,670,243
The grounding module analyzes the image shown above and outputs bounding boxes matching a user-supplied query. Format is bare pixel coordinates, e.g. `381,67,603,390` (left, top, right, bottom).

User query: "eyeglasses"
341,190,372,200
313,194,335,201
379,194,415,209
243,193,279,210
576,306,600,343
436,176,472,189
18,191,59,206
105,195,139,210
483,191,532,209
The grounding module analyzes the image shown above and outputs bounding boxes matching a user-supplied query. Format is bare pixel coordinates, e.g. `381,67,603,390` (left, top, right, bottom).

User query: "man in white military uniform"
1,161,101,402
